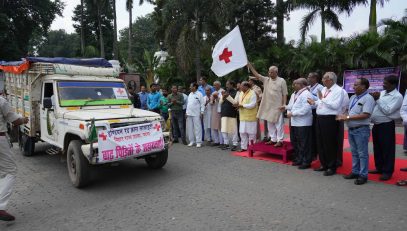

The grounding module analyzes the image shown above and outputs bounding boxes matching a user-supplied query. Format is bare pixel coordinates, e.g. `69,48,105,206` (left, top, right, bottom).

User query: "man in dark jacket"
220,80,239,151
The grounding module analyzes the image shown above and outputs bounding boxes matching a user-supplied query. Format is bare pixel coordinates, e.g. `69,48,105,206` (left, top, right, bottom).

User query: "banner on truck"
97,121,165,163
343,67,401,93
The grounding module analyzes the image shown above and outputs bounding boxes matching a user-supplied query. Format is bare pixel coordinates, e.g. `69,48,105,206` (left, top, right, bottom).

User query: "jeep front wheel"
67,140,92,188
145,149,168,169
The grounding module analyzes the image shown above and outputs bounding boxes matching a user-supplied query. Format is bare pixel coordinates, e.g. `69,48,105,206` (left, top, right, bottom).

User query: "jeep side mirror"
43,97,53,109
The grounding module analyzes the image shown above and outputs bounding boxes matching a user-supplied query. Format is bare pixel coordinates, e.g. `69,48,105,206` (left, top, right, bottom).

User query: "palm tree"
112,0,118,59
295,0,364,42
94,0,105,58
369,0,389,33
126,0,154,64
80,0,85,56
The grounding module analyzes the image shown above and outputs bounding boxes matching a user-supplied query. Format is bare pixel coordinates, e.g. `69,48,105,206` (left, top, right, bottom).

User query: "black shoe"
314,166,326,172
222,145,230,150
182,140,188,145
211,143,220,147
354,177,368,185
400,167,407,172
298,164,311,169
262,137,271,142
379,174,392,181
231,146,238,151
323,169,336,176
343,173,359,179
292,161,301,166
239,149,247,152
0,210,15,221
369,169,382,174
173,140,179,143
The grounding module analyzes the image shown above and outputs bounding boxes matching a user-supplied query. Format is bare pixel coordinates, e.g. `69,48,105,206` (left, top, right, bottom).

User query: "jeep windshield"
58,81,132,107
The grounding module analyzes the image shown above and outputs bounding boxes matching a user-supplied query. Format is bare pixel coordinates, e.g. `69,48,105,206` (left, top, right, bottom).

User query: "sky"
51,0,407,42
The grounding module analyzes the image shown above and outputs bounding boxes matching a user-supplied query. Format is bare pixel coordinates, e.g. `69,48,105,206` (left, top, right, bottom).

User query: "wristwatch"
346,115,350,120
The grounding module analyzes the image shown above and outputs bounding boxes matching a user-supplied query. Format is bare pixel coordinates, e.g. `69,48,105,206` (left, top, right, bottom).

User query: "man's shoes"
379,174,392,181
173,140,179,143
343,173,359,179
369,169,382,174
354,177,368,185
222,145,230,150
400,167,407,172
196,143,202,148
292,161,301,166
187,142,194,147
239,149,247,152
298,164,311,169
211,143,220,147
0,210,15,221
231,146,238,151
262,137,271,142
274,141,283,147
314,166,326,172
323,169,336,176
182,140,188,145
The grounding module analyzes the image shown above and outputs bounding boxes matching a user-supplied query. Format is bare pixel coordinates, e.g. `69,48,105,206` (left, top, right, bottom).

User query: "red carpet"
260,124,405,145
232,151,407,186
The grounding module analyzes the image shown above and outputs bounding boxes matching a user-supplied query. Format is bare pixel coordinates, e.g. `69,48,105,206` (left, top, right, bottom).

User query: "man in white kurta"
210,81,224,146
203,86,212,142
248,63,288,147
230,81,258,151
186,83,205,148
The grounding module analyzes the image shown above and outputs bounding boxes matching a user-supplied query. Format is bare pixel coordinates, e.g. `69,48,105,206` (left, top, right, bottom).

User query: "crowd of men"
127,64,407,187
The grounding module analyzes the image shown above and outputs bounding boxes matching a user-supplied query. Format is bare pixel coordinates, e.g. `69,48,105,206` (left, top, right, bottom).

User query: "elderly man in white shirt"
203,86,213,143
210,81,224,146
308,72,344,176
307,72,324,160
370,75,403,181
284,78,313,169
186,83,205,148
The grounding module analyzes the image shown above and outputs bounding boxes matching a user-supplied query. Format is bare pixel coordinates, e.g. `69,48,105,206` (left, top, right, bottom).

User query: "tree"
72,0,115,59
118,15,157,63
369,0,388,33
126,0,154,63
36,30,80,57
112,0,119,59
0,0,63,60
295,0,364,42
81,0,85,56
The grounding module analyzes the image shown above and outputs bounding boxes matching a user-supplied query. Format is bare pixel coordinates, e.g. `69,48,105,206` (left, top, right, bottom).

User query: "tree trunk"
194,9,201,82
276,0,285,45
97,4,105,58
321,9,326,42
112,0,118,59
369,0,377,33
128,4,133,63
80,0,85,56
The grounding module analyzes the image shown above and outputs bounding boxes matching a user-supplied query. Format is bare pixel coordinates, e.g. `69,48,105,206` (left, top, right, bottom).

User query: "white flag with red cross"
211,26,248,77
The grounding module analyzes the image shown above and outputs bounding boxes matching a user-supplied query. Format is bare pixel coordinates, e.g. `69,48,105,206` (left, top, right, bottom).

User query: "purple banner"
343,67,401,93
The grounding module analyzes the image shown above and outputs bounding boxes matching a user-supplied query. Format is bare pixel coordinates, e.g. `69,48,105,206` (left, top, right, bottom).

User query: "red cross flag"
211,26,248,77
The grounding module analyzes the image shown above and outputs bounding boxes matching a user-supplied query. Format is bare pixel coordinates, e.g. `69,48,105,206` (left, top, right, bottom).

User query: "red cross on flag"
211,26,248,77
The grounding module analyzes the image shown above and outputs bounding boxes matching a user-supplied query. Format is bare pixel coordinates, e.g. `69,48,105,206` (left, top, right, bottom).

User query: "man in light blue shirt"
198,76,214,96
338,78,375,185
147,83,162,113
138,85,148,110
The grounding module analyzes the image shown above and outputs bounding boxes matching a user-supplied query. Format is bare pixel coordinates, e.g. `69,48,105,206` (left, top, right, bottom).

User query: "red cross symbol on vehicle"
219,48,233,64
99,132,107,141
153,123,161,131
117,88,124,94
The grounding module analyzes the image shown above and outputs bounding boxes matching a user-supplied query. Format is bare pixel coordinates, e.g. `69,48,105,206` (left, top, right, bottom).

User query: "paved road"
2,142,406,231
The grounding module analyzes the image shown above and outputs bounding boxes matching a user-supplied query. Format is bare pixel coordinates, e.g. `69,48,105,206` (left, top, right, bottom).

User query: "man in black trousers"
370,75,403,181
308,72,344,176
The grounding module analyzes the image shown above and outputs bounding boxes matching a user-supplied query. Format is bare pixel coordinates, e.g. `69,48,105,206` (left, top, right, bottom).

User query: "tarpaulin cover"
26,57,113,67
0,60,30,74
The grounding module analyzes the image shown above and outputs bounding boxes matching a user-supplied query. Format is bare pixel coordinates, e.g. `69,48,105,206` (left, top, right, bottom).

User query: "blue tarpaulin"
26,57,113,67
